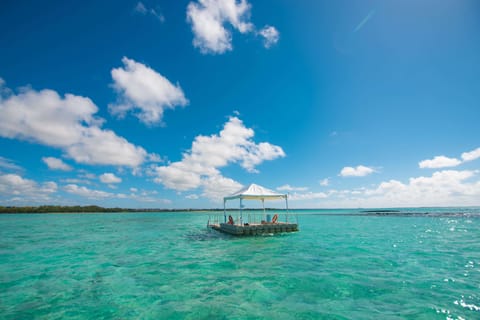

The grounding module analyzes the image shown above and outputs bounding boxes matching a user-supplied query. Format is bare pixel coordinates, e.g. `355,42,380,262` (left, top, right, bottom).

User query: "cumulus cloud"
99,173,122,184
187,0,252,54
0,82,147,167
64,184,113,199
361,170,480,207
109,57,188,125
419,155,461,169
201,174,243,200
462,147,480,162
42,157,72,171
154,116,285,200
418,147,480,169
186,0,278,54
277,184,308,192
0,174,57,202
64,183,170,203
0,172,167,205
156,166,202,191
340,165,374,177
0,78,12,96
258,25,279,48
289,170,480,208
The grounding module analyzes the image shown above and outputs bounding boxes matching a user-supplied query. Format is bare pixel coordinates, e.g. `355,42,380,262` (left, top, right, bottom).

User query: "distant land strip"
0,206,211,214
0,206,281,214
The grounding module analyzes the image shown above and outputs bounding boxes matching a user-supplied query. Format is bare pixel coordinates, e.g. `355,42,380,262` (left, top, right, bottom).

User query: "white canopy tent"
223,183,289,224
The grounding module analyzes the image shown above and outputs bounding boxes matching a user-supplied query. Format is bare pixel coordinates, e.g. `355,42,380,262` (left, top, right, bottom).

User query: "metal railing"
208,210,298,227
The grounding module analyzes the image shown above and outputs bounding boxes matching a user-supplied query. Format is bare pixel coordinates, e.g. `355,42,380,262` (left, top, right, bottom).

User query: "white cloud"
99,173,122,184
289,191,328,201
134,191,171,203
0,156,23,172
61,178,92,185
78,171,97,181
64,183,171,204
0,82,147,167
154,116,284,200
319,178,330,186
201,174,243,200
130,187,138,193
109,57,188,125
186,194,199,199
130,194,172,204
0,174,57,202
67,127,148,166
42,157,72,171
290,170,480,208
64,184,113,199
419,155,461,169
134,2,165,22
186,0,278,54
277,184,308,192
156,163,203,191
361,170,480,207
0,78,11,96
0,171,169,205
340,165,374,177
258,25,279,48
147,153,164,163
462,147,480,162
187,0,252,54
419,147,480,169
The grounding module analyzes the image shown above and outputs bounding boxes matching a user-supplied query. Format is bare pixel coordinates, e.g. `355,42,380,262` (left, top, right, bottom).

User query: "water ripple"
1,211,480,319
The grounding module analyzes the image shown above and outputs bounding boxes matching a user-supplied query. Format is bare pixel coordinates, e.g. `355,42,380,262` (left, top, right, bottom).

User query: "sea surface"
1,208,479,319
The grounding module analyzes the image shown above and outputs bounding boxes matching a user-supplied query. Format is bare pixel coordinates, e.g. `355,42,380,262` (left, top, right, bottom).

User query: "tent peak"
224,183,286,201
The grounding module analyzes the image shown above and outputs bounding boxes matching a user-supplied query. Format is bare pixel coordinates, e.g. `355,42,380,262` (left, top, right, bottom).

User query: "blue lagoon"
1,209,479,319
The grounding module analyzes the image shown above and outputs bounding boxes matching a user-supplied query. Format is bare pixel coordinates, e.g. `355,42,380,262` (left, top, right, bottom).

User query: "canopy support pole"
285,195,289,223
262,199,265,223
240,198,243,225
223,199,226,223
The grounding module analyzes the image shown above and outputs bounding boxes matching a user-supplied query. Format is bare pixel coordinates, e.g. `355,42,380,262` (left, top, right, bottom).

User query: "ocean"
1,208,479,319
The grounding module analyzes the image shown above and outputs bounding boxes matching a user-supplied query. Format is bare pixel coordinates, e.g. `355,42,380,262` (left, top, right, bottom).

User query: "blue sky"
1,0,479,208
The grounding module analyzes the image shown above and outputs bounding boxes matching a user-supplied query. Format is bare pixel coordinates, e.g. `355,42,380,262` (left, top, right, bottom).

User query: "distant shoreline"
1,205,479,216
0,205,280,214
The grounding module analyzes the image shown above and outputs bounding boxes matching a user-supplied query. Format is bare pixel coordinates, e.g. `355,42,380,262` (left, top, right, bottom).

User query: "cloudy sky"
1,0,479,208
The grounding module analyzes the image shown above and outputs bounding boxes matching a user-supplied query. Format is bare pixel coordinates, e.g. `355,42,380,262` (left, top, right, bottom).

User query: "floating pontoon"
208,183,299,236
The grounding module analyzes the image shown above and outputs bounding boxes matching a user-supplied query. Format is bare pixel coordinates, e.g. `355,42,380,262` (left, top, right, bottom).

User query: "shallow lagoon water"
1,210,479,319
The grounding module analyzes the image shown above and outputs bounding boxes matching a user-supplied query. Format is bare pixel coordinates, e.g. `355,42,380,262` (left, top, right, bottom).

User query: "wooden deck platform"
209,222,298,236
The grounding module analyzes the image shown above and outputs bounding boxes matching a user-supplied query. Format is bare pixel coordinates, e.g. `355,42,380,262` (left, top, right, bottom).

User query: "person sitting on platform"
261,214,278,224
272,214,278,224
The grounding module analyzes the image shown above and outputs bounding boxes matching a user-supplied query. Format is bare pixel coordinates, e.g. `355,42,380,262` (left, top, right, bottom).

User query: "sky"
0,0,479,209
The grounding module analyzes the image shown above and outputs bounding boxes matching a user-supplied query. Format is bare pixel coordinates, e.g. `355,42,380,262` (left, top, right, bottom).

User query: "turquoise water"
1,209,479,319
